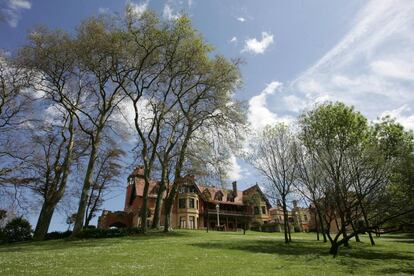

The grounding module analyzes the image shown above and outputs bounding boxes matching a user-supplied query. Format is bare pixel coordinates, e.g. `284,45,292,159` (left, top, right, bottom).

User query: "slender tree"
245,124,297,243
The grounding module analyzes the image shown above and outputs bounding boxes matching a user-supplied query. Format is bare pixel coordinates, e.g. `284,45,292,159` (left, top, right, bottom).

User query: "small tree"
245,124,297,243
2,217,32,243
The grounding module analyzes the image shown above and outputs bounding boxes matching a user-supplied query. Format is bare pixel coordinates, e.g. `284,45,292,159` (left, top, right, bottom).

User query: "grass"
0,231,413,275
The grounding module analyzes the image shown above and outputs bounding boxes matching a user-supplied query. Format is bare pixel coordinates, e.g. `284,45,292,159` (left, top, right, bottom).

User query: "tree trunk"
314,211,320,241
151,183,165,229
72,137,100,237
368,231,375,245
329,242,339,257
33,199,57,240
316,208,327,242
163,203,173,232
282,198,289,243
139,176,151,233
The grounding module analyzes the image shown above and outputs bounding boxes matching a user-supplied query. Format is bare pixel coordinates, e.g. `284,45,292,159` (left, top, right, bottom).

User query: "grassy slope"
0,231,413,275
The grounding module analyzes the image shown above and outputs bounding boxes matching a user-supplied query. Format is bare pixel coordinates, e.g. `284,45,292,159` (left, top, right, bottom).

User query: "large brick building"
98,167,273,230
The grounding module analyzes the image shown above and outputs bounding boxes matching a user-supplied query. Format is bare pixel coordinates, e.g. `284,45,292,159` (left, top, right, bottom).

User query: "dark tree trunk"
329,242,339,257
72,134,101,237
152,169,167,229
151,188,163,229
282,198,290,243
33,199,57,240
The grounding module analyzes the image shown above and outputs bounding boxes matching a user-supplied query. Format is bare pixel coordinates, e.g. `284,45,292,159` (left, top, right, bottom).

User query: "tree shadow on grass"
189,238,414,262
379,267,414,274
380,233,414,243
0,230,189,253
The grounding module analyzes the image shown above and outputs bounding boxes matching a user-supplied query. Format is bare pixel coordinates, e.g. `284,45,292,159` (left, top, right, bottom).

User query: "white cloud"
227,154,242,181
229,36,237,44
9,0,31,10
371,59,414,80
98,7,109,14
129,1,149,18
163,3,180,20
380,105,414,130
237,17,245,22
242,32,274,54
272,0,414,128
248,81,293,130
3,0,31,27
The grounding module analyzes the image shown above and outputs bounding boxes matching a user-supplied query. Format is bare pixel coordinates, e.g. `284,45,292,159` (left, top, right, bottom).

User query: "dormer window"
227,192,235,202
214,191,223,201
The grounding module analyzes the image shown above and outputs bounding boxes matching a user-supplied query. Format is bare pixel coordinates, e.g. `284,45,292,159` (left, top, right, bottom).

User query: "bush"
45,230,72,240
75,227,142,239
1,217,32,243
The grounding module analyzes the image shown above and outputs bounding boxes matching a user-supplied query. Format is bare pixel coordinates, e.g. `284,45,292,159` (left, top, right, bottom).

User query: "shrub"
75,227,142,239
45,230,72,240
2,217,32,243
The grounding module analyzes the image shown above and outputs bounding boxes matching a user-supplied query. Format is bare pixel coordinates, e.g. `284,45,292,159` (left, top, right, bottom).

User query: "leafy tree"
2,217,32,243
299,102,371,255
299,102,414,256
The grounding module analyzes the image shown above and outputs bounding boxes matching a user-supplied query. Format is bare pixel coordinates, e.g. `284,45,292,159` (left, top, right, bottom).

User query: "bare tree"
71,17,131,236
84,140,125,227
0,54,31,188
16,29,86,240
245,124,297,243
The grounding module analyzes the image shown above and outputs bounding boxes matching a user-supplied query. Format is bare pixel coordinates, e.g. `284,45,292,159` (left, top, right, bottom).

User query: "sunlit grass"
0,230,413,275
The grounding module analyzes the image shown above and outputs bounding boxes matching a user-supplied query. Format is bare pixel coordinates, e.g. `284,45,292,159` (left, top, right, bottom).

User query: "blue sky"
2,0,414,230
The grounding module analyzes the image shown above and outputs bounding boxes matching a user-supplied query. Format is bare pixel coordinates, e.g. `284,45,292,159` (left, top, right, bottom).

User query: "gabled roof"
242,184,272,209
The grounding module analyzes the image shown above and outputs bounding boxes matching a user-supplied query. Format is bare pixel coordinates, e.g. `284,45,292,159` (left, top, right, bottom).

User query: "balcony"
207,209,252,217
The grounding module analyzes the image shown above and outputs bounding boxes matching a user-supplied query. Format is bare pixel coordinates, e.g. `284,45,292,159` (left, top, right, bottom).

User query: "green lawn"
0,230,413,275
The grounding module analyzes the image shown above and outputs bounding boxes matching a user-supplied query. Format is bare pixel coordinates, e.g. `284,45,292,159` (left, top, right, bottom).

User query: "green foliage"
44,231,73,240
300,102,369,151
75,227,142,239
1,217,32,243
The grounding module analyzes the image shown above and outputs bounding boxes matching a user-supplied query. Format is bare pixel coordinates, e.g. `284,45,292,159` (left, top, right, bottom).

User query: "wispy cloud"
229,36,237,44
98,7,109,14
242,32,274,54
237,17,245,22
163,3,180,20
256,0,414,130
2,0,31,27
128,1,149,18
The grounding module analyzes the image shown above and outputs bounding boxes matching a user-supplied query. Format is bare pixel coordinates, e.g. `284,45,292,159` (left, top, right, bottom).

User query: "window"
189,216,195,229
227,193,235,202
254,206,260,215
179,198,186,209
214,191,223,201
180,217,186,228
196,200,199,209
304,215,308,221
262,206,266,214
189,198,195,208
129,185,137,205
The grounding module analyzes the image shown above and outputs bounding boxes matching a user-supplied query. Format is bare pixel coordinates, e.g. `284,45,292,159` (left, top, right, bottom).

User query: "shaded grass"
0,230,413,275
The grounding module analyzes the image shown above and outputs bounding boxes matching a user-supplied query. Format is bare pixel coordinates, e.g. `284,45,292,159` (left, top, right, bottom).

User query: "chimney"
232,181,237,197
293,200,298,208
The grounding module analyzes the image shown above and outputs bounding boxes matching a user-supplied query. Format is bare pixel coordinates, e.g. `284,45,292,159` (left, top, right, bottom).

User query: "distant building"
98,167,273,230
268,200,312,232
